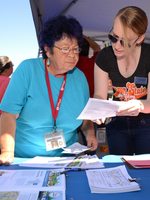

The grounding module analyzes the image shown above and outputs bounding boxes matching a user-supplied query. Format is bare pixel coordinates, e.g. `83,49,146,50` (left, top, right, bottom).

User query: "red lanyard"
45,59,67,128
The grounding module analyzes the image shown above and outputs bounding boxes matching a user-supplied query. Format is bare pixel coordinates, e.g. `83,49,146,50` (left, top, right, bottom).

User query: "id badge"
45,129,66,151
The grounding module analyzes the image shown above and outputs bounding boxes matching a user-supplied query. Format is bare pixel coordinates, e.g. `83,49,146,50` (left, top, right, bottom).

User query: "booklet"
122,154,150,168
0,169,66,200
86,165,141,193
19,154,104,169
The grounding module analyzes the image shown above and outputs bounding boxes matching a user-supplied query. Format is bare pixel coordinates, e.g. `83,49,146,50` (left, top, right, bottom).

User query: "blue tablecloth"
0,155,150,200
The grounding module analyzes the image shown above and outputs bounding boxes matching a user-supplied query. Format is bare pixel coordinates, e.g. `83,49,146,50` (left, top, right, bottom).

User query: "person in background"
0,56,13,104
0,15,98,165
77,35,100,97
94,6,150,155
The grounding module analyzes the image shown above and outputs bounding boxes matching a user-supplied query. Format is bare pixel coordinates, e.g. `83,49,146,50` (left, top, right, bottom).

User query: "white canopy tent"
29,0,150,47
29,0,150,149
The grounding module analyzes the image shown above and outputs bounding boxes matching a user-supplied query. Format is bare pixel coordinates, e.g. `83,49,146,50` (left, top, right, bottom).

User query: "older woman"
0,16,97,164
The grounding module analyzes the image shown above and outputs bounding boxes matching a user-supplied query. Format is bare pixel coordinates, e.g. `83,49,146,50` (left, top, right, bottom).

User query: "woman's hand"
92,118,106,125
116,99,144,116
0,151,14,165
85,132,98,151
81,120,98,151
0,112,16,165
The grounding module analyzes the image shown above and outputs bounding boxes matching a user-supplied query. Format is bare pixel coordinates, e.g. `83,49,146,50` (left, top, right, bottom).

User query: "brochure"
0,169,66,200
65,154,104,169
0,190,64,200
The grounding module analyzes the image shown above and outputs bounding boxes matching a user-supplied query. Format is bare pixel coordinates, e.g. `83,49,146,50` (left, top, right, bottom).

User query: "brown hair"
0,56,13,74
116,6,148,36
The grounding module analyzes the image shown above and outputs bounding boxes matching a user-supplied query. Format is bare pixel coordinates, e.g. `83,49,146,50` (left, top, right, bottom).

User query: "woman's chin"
114,51,125,59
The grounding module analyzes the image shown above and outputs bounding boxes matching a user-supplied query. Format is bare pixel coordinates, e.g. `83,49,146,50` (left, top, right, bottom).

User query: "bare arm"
93,64,111,124
0,112,17,164
81,120,98,151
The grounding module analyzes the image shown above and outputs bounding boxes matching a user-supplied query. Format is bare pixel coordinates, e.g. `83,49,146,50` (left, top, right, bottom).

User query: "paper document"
19,156,75,168
0,191,64,200
66,154,104,169
62,142,91,154
0,169,66,200
122,154,150,168
86,165,141,193
19,154,104,169
77,98,125,120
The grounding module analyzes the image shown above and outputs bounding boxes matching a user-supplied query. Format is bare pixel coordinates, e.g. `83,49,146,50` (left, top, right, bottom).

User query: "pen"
59,169,72,175
51,170,69,177
66,168,85,171
55,168,85,176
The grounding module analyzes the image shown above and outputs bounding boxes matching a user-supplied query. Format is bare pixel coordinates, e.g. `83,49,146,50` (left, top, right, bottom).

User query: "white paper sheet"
0,169,66,200
62,142,91,154
19,156,75,168
0,190,64,200
86,165,140,193
19,154,104,169
77,98,125,120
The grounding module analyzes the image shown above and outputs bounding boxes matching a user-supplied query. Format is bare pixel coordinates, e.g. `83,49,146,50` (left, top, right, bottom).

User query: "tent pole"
59,0,79,15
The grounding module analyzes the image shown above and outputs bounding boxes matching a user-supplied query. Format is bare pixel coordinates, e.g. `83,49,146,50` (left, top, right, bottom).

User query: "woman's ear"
136,34,145,46
44,45,53,55
44,45,49,53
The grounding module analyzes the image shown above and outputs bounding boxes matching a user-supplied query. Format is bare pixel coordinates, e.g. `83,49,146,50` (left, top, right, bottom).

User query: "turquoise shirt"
0,58,89,157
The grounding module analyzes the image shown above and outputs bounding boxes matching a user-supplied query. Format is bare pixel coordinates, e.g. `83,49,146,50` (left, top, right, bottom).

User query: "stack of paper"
86,165,141,193
19,154,104,169
66,154,104,169
19,156,75,168
122,154,150,168
0,169,66,200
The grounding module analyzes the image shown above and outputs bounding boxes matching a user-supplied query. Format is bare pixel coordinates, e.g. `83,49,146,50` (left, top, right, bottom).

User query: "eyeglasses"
108,34,139,48
54,45,81,54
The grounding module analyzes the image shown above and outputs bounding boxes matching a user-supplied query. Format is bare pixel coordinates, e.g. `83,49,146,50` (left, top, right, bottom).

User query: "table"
0,155,150,200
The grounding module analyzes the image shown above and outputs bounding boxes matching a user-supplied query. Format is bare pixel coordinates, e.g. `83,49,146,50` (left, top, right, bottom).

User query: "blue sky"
0,0,39,71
